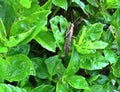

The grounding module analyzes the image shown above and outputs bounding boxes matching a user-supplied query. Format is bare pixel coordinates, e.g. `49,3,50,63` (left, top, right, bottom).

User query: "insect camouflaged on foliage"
64,23,74,53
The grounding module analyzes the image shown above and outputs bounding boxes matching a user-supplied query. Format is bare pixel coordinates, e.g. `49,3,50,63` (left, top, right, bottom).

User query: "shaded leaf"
45,55,65,79
7,44,30,56
0,0,15,30
31,57,49,79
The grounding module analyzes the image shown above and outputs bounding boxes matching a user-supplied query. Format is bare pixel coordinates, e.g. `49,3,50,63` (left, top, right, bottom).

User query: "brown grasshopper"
64,23,74,53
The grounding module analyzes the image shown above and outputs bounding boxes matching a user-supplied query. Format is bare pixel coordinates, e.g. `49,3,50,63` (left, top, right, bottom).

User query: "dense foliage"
0,0,120,91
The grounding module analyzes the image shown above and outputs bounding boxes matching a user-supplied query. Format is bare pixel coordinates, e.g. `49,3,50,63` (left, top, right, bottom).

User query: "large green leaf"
52,0,68,10
66,75,89,89
63,49,79,77
50,16,69,51
0,84,27,92
79,52,109,70
76,23,104,44
0,54,35,82
31,57,49,79
112,57,120,78
35,30,56,52
74,23,107,54
19,0,32,8
45,55,65,80
7,10,50,47
32,85,55,92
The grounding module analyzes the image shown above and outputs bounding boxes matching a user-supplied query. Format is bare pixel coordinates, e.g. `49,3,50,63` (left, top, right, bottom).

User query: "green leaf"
101,30,114,43
32,85,55,92
103,50,118,64
112,9,120,27
0,54,35,82
35,30,56,52
0,46,8,53
84,23,104,41
7,10,50,47
80,41,108,49
19,0,32,8
66,75,89,89
96,75,108,85
0,84,27,92
84,85,105,92
111,9,120,48
6,26,36,47
41,0,52,10
87,0,98,7
106,0,120,9
56,82,72,92
85,4,95,16
74,23,106,54
112,57,120,78
45,55,65,79
79,52,109,70
97,12,112,23
0,18,7,46
52,0,68,10
50,16,69,51
7,44,30,56
63,49,79,77
72,0,87,14
31,57,49,79
76,23,103,44
0,0,15,30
